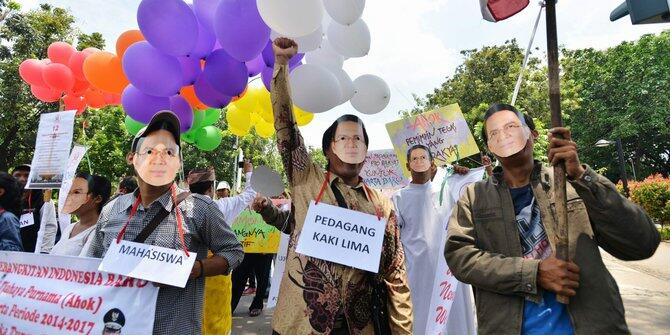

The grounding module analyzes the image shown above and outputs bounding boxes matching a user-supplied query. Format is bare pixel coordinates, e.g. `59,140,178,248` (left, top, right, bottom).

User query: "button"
583,175,592,182
526,283,533,292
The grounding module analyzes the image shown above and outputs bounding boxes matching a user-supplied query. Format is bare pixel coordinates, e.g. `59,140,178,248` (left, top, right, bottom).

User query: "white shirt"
36,201,58,253
50,221,96,257
215,172,257,225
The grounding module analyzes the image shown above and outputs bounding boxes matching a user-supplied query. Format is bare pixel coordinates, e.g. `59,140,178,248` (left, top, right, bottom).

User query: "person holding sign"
51,172,111,256
446,103,660,334
0,172,23,251
86,111,244,335
269,37,412,335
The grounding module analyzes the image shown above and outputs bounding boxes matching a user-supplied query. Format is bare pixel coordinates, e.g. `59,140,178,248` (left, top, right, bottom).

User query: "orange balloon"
84,88,106,109
83,51,129,94
180,85,207,110
231,86,247,102
116,30,144,58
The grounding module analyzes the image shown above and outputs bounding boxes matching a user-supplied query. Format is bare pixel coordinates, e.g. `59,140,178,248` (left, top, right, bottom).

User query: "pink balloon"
68,80,90,96
47,42,76,65
63,94,86,113
30,85,61,102
68,50,94,81
42,63,75,92
18,59,47,87
104,93,122,105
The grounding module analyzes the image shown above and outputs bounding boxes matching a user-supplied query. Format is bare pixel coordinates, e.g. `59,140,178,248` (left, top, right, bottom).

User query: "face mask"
330,122,367,164
133,131,181,187
409,149,432,173
485,111,531,158
62,177,90,214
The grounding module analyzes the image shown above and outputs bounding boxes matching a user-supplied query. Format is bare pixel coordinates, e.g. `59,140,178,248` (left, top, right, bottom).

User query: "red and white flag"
480,0,530,22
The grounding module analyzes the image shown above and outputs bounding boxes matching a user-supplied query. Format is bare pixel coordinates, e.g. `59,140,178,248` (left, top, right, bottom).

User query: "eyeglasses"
488,122,523,140
333,135,364,144
136,147,180,158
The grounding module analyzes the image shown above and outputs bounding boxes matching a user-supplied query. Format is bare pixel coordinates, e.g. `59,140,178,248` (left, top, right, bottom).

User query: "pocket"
473,212,508,253
567,199,594,237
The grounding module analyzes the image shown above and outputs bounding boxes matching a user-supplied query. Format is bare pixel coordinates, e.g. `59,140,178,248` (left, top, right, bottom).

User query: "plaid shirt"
86,187,243,335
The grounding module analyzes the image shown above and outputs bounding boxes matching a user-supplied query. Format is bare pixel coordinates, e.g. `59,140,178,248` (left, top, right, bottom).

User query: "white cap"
216,181,231,190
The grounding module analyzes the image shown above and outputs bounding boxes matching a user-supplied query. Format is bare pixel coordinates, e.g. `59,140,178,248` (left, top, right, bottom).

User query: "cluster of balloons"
18,42,123,114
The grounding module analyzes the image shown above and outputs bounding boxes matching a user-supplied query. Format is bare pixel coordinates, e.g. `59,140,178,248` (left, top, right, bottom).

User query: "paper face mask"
133,131,181,187
331,122,367,164
62,177,90,214
486,111,531,158
409,148,432,173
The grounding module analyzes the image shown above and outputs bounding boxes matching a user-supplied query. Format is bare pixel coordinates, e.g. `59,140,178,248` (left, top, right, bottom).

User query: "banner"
385,104,479,178
0,251,158,335
231,210,280,253
26,110,76,189
361,150,409,190
57,145,88,233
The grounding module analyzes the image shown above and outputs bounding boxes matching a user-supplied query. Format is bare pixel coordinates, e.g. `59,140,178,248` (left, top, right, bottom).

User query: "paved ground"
233,242,670,334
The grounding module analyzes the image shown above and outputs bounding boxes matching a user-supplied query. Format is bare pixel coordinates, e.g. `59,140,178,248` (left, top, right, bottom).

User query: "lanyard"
115,184,189,257
315,171,382,220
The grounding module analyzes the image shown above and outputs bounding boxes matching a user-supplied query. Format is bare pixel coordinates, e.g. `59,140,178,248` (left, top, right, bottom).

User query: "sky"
18,0,669,150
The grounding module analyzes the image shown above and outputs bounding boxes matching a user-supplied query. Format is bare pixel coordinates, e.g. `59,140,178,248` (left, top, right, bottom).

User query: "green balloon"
182,128,197,144
195,126,222,151
202,108,221,127
124,116,146,136
192,109,206,130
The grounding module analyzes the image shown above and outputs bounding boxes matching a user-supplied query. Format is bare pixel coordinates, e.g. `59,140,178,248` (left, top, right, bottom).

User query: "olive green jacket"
446,162,660,335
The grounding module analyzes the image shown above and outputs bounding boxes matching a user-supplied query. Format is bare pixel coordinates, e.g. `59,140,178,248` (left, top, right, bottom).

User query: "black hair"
74,172,112,214
481,103,536,145
0,172,22,217
321,114,369,157
406,144,433,163
189,181,213,195
118,176,138,193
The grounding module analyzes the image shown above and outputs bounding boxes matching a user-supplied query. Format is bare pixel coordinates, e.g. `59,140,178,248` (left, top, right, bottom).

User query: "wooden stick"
545,0,570,305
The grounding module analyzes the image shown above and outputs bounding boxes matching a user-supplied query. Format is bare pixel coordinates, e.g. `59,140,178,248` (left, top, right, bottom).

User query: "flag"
480,0,530,22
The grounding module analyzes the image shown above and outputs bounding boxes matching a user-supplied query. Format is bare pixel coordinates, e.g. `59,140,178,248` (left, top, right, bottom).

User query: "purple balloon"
179,56,202,86
246,54,265,77
123,41,183,97
214,0,270,62
122,85,170,123
169,95,193,132
189,20,216,59
203,49,248,96
261,40,304,68
137,0,199,56
193,73,232,108
261,66,272,91
193,0,219,34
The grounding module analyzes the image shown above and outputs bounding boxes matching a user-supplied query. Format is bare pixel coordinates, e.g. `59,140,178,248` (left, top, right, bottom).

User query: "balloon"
137,0,198,56
82,47,100,54
195,126,223,151
293,105,314,126
289,64,341,113
323,0,365,25
83,51,129,94
261,66,272,91
193,74,232,108
67,50,92,81
350,74,390,115
254,119,275,138
180,85,207,110
19,59,47,87
270,25,323,53
103,93,122,106
203,49,248,96
202,108,221,126
193,0,219,33
84,88,106,108
250,111,262,126
122,41,183,97
42,63,75,92
47,42,75,65
232,86,247,102
214,0,270,62
68,80,89,96
192,108,206,129
225,105,251,135
231,86,259,112
262,40,304,68
245,54,265,77
182,128,197,144
124,115,146,136
63,94,86,113
254,87,273,122
189,21,216,59
121,85,170,123
326,19,370,58
30,85,61,102
169,95,194,132
305,39,344,70
257,0,323,37
116,30,145,57
179,56,202,85
329,67,355,104
229,124,249,137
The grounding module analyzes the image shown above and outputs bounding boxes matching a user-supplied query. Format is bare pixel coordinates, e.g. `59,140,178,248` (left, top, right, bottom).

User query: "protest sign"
232,210,281,253
57,145,88,233
0,251,158,335
26,110,76,189
361,150,409,189
296,201,386,273
266,233,290,309
385,104,479,177
251,166,284,197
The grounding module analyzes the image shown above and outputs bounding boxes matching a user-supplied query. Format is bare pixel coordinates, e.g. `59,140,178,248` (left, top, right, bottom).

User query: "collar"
492,160,550,188
328,172,371,202
115,185,175,214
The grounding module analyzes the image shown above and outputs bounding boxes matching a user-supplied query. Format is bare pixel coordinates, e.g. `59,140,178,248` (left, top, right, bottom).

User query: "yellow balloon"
255,120,275,138
229,125,249,137
255,88,273,122
231,88,259,113
225,105,251,133
293,106,314,126
250,112,262,126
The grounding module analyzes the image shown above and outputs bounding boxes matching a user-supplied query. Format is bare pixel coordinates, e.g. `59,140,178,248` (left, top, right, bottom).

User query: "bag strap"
329,181,349,209
133,192,190,243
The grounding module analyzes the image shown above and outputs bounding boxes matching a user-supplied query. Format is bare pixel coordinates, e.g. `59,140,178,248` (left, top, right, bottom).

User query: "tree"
76,32,104,50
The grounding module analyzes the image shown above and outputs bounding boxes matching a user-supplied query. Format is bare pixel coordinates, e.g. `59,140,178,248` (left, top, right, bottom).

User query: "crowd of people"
0,37,662,335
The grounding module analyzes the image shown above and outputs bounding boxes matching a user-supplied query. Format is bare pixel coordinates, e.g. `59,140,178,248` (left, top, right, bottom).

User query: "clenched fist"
538,256,580,297
272,37,298,64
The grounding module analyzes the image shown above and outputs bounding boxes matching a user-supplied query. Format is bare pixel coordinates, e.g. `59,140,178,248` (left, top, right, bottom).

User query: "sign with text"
266,233,290,309
231,210,281,253
26,110,76,189
98,240,196,288
296,201,386,273
0,251,158,335
361,150,409,190
385,104,479,177
57,145,87,233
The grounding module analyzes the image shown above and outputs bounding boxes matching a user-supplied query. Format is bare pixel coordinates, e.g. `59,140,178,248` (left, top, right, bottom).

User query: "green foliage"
76,32,104,50
660,227,670,241
622,174,670,227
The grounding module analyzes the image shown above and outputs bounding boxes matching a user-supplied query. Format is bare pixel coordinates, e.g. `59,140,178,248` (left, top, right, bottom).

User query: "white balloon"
350,74,390,115
329,68,355,104
289,64,342,113
271,26,324,53
305,39,344,70
257,0,323,37
323,0,366,25
326,19,371,58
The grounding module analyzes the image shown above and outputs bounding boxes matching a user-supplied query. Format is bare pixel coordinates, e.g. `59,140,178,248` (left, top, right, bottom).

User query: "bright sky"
19,0,668,150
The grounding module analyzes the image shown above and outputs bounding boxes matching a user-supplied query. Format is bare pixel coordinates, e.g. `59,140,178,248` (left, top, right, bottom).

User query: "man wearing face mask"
269,37,412,335
446,103,660,334
86,111,244,335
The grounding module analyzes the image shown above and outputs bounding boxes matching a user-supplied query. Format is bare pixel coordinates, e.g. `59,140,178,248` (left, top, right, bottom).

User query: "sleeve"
390,192,406,232
445,188,541,300
39,201,58,253
271,61,311,186
218,171,257,224
85,205,113,258
0,214,24,251
380,210,413,334
258,201,291,233
569,166,661,260
198,200,244,274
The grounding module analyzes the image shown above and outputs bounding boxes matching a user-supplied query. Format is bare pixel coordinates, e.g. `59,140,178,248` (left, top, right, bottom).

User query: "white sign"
18,213,35,228
26,110,76,189
361,149,409,190
295,201,386,273
99,240,197,288
250,166,284,197
57,145,88,233
267,233,290,309
0,251,158,335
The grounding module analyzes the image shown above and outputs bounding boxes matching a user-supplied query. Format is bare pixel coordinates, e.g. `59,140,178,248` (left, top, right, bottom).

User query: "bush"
660,227,670,241
619,174,670,228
